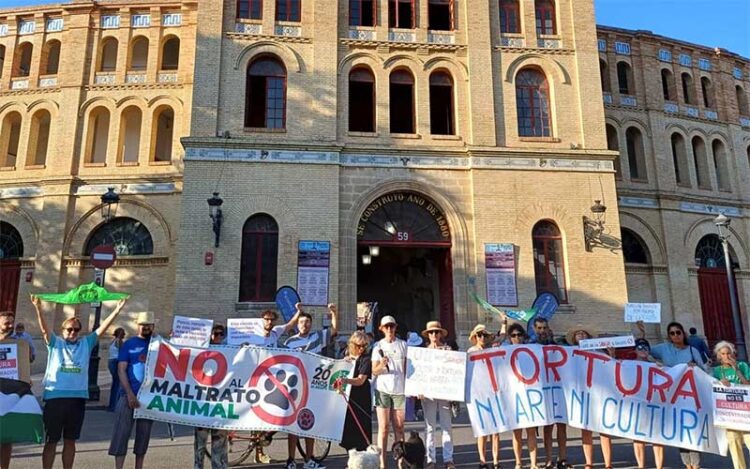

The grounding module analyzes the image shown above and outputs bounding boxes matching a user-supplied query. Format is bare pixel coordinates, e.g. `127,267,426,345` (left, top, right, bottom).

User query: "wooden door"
0,260,21,312
697,267,739,347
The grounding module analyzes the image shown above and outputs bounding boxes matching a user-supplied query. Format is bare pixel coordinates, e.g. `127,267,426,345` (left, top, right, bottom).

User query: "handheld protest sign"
275,286,301,322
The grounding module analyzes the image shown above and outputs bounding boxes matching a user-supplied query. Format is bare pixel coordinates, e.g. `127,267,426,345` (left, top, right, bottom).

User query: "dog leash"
338,391,372,446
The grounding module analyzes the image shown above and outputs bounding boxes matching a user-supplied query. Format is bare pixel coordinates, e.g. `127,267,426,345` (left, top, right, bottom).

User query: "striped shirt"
284,330,325,354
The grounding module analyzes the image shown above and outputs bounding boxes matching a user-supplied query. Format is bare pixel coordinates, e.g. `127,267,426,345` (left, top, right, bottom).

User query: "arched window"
276,0,301,21
534,0,556,35
28,110,51,167
661,69,675,101
239,214,279,302
515,68,551,137
41,40,61,75
12,43,33,78
605,124,620,178
600,60,610,93
671,133,689,186
350,0,375,26
152,106,174,162
349,67,375,132
691,136,710,189
84,217,153,256
695,234,737,268
682,72,694,105
712,139,730,191
0,45,5,78
625,127,646,181
389,0,416,28
0,112,22,168
128,36,149,71
238,0,263,19
429,71,454,135
390,69,415,133
737,85,749,116
428,0,454,31
246,56,287,129
160,36,180,71
99,38,118,72
532,220,567,303
118,106,142,163
500,0,521,34
621,228,651,264
701,76,714,108
617,61,633,95
87,107,110,164
0,221,23,260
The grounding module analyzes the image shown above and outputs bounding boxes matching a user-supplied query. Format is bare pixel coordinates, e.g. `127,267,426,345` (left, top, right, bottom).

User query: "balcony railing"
94,72,116,85
620,95,637,107
10,78,29,90
158,72,178,83
703,110,718,120
740,117,750,128
684,106,699,118
501,36,524,48
603,93,613,105
664,102,679,113
125,72,147,84
235,22,262,34
428,31,455,44
39,75,58,87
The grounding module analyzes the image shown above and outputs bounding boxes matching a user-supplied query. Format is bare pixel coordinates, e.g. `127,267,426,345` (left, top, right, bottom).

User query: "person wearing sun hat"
419,320,455,469
372,315,407,469
467,324,501,469
565,325,598,347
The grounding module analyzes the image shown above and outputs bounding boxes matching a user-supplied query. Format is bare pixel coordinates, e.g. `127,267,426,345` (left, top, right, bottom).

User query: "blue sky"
1,0,749,57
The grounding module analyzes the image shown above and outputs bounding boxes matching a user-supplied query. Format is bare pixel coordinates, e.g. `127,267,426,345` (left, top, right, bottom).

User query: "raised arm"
95,298,127,337
328,303,338,337
30,295,50,345
281,303,303,334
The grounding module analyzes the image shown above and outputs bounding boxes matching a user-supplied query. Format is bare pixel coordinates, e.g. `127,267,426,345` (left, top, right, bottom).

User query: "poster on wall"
484,243,518,306
297,241,331,306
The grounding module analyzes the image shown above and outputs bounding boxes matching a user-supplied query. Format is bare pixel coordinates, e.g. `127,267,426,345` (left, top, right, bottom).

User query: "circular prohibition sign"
248,355,310,426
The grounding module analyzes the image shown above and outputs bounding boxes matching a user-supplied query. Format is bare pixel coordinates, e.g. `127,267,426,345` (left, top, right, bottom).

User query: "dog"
392,431,425,469
347,445,380,469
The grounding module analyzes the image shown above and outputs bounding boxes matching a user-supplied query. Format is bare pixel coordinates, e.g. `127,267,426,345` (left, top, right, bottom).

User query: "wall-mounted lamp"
369,246,380,257
207,192,224,248
362,254,372,265
384,221,396,235
100,187,120,222
583,199,607,252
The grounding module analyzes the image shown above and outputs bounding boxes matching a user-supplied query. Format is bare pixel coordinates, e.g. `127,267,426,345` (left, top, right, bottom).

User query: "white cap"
379,315,397,327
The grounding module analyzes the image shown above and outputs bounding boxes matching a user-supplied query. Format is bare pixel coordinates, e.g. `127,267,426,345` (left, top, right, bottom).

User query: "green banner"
469,290,536,322
35,282,129,305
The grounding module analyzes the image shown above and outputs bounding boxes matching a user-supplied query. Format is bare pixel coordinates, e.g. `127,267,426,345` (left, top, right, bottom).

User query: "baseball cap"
379,315,397,327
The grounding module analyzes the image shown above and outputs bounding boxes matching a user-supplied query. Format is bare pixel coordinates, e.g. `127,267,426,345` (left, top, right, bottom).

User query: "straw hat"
421,320,448,338
566,325,598,346
135,312,156,325
469,324,493,345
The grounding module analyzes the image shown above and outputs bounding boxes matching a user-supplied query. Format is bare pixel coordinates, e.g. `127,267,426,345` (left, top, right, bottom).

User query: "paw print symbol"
263,368,300,410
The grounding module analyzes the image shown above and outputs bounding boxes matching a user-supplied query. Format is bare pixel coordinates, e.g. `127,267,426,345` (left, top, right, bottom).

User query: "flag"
0,378,43,444
35,282,129,304
469,290,536,322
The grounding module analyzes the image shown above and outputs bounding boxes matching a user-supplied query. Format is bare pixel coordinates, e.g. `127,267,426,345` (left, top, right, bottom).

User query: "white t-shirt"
372,338,407,395
245,325,286,347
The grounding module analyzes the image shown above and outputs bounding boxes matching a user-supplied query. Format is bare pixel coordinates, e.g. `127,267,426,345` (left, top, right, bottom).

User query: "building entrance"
0,222,23,313
356,191,454,338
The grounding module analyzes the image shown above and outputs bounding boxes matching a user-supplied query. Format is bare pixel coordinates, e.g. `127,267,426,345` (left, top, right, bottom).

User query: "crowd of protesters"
2,297,750,469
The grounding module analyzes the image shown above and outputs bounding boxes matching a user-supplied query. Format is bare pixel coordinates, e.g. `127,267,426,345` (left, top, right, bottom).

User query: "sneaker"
303,460,326,469
256,451,271,464
284,459,297,469
450,402,460,419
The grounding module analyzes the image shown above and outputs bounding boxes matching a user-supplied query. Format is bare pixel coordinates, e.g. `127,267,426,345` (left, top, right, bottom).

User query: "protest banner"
134,338,353,441
227,318,265,345
404,346,466,401
578,335,635,350
0,342,19,380
466,344,727,454
624,303,661,323
171,316,213,348
713,383,750,432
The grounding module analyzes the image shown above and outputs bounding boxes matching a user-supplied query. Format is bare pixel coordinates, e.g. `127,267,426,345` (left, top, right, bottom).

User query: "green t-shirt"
713,361,750,384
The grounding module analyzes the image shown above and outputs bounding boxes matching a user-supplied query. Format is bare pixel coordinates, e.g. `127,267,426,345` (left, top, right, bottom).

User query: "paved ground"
12,342,740,468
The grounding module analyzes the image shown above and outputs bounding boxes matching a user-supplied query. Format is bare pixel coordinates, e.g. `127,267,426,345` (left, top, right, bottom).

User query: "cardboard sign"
0,339,30,383
713,384,750,432
405,346,467,401
624,303,661,323
227,318,266,345
578,335,636,350
171,315,214,348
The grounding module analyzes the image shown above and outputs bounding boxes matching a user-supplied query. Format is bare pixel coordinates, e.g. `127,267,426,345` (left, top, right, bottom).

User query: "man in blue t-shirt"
108,311,156,469
32,295,127,469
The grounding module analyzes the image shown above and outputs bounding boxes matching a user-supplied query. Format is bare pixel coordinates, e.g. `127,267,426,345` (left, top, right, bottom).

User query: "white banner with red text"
467,344,727,455
134,338,353,441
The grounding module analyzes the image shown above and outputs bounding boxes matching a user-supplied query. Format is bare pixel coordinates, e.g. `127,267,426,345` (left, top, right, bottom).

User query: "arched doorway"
356,191,454,339
695,234,742,348
0,221,23,312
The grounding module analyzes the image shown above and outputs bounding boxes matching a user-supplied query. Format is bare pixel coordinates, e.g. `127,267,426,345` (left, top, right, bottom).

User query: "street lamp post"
88,187,120,401
714,213,747,361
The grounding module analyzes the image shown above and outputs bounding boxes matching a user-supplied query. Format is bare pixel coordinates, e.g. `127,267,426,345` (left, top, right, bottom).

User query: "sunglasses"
669,330,683,336
427,330,441,335
509,333,523,338
65,327,81,333
476,332,492,338
635,344,650,351
212,331,225,336
382,324,396,329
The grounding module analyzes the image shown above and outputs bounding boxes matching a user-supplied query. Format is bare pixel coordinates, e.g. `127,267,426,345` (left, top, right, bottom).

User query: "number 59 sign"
394,231,410,242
